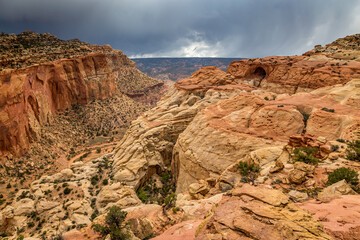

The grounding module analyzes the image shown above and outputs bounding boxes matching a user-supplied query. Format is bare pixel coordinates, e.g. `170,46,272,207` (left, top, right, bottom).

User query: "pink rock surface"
152,220,202,240
298,195,360,240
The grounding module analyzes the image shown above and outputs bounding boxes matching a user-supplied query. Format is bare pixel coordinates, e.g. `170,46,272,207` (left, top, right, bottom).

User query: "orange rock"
227,56,360,94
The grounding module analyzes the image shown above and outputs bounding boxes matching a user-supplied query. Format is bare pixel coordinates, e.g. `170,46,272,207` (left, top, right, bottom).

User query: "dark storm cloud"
0,0,359,57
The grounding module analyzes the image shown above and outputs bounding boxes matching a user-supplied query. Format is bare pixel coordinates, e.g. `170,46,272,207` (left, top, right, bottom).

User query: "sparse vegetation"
326,167,359,190
237,162,260,183
136,170,175,206
63,187,72,195
345,140,360,161
237,162,260,176
91,175,100,185
293,147,319,165
331,145,339,152
137,188,148,203
91,206,130,240
102,179,109,185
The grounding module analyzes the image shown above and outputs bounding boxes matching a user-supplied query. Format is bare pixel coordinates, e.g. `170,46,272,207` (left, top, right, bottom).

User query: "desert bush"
345,140,360,161
91,175,99,185
63,187,72,195
164,193,177,208
16,235,24,240
236,162,260,176
91,206,130,240
293,147,319,165
331,145,339,152
237,162,260,183
326,167,359,190
136,188,148,203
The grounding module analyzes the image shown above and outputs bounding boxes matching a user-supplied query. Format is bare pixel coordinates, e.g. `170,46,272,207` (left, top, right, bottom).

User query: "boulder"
289,190,309,202
13,198,35,216
96,183,141,212
318,179,357,201
188,180,209,199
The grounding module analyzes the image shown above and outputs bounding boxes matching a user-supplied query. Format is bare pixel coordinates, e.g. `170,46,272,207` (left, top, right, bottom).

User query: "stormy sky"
0,0,359,58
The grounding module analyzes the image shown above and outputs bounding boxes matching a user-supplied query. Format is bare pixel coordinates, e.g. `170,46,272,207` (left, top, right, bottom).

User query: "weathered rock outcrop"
112,67,252,190
155,184,332,240
227,55,360,94
172,79,360,192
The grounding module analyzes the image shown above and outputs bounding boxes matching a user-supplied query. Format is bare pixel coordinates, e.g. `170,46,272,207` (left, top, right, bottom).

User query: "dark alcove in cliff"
254,67,266,78
253,67,266,86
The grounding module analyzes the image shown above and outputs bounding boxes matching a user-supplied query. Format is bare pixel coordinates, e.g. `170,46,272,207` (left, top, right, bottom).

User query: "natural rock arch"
253,67,267,87
253,67,266,79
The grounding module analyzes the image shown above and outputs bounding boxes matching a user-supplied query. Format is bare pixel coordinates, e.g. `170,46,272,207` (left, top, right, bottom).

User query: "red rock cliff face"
227,55,360,93
0,53,133,157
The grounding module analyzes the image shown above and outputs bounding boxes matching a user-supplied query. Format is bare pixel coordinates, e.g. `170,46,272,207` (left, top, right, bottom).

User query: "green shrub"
345,140,360,161
331,145,339,152
27,222,35,228
336,138,346,143
137,188,148,203
16,235,24,240
326,167,359,190
91,175,99,185
63,187,72,195
293,147,319,165
91,206,130,240
236,162,260,176
102,179,109,185
237,162,260,183
90,209,99,221
164,193,177,208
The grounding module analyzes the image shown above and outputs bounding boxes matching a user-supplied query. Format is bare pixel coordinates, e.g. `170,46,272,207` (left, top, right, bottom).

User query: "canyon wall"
0,52,163,158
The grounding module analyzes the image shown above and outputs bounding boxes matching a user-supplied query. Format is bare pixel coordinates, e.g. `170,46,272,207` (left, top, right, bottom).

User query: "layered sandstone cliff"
0,32,164,159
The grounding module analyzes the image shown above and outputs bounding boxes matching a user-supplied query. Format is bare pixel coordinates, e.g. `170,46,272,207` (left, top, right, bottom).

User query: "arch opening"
252,67,266,87
254,67,266,79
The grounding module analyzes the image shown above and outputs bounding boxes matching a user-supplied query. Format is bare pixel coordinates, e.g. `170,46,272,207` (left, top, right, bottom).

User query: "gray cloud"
0,0,359,57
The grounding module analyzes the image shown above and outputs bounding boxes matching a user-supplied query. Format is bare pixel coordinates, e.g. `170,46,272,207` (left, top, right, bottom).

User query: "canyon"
1,33,360,240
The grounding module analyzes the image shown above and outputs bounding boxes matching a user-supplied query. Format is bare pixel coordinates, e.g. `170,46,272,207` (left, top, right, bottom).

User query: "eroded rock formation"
0,32,164,158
